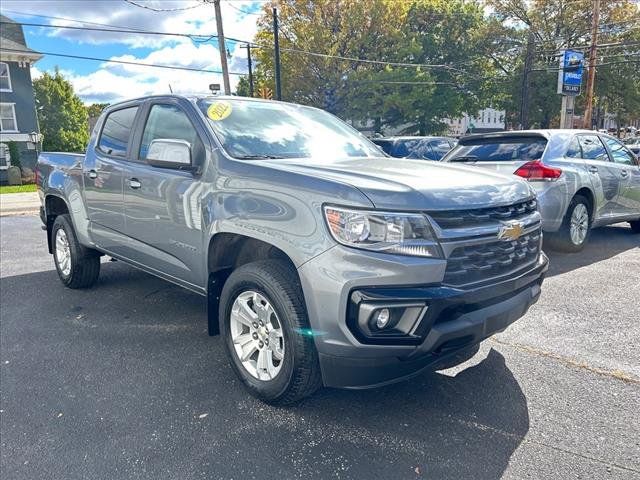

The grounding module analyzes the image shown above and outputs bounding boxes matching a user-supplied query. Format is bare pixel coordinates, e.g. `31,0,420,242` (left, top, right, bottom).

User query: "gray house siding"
0,61,39,168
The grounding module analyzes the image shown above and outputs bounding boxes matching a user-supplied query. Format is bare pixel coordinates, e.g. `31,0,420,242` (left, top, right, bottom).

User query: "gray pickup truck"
37,95,548,404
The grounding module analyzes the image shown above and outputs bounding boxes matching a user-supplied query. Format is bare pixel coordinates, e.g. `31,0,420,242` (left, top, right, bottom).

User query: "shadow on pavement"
2,262,530,479
544,223,639,278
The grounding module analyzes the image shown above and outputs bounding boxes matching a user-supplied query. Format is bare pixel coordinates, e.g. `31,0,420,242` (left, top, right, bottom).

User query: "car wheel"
630,220,640,233
546,195,591,253
52,214,100,288
219,259,322,405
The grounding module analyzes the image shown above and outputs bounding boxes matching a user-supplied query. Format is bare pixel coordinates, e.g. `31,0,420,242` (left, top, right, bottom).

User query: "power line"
122,0,205,12
225,1,262,16
2,20,219,42
0,47,246,76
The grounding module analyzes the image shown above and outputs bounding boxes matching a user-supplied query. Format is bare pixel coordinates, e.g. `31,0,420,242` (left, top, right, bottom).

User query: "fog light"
375,308,391,329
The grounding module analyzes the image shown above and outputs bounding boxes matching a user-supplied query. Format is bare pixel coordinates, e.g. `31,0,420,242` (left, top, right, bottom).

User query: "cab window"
97,106,139,157
139,104,204,163
603,137,636,166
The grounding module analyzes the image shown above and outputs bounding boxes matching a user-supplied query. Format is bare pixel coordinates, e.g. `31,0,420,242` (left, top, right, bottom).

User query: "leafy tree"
250,0,505,134
488,0,640,128
86,103,109,118
34,69,89,152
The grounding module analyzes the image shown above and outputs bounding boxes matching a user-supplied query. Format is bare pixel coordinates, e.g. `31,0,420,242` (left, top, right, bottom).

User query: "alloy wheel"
229,291,285,381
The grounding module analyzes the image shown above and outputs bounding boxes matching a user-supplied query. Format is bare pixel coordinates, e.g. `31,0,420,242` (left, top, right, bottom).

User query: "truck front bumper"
298,247,548,389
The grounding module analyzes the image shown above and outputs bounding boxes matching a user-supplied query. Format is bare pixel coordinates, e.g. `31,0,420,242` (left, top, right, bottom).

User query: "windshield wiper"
449,155,480,163
234,154,289,160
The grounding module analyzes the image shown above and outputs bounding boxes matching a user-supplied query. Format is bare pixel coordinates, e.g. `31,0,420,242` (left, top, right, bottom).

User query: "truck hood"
259,157,533,210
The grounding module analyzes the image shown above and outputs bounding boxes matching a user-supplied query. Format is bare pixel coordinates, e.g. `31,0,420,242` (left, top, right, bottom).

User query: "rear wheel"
630,220,640,233
219,260,322,405
546,195,591,253
52,215,100,288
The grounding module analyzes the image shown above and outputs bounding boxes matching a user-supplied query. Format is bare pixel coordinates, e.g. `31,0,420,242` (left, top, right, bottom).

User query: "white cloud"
3,0,264,48
9,0,264,103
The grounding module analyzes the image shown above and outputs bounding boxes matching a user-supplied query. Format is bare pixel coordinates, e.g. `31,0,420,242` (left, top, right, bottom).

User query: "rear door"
122,98,209,288
601,136,640,216
578,134,621,217
83,104,140,251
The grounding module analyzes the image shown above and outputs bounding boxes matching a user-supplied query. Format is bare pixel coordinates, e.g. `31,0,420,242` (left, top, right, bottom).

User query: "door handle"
588,165,598,174
128,178,142,189
88,169,98,179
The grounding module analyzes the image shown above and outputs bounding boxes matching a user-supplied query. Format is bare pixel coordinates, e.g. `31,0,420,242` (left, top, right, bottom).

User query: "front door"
83,104,139,252
123,100,208,289
601,136,640,216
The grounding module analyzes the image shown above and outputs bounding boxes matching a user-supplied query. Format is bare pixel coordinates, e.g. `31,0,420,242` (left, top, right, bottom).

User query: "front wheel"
52,214,100,289
546,195,591,253
219,260,322,405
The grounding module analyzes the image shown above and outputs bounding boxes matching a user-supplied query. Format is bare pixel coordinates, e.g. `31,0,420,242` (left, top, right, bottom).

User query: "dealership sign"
557,49,584,96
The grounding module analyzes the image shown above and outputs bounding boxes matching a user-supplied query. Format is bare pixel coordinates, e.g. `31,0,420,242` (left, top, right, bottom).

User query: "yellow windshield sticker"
207,102,232,121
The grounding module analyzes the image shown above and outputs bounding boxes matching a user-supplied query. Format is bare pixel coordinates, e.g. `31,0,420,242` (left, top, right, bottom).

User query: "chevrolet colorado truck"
37,95,548,404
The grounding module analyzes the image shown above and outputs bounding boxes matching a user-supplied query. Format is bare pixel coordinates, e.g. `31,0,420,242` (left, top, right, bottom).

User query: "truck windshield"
197,98,381,160
445,136,547,162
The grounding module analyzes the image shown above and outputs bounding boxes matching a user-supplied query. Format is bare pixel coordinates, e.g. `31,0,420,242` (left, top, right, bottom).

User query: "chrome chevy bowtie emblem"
497,221,524,241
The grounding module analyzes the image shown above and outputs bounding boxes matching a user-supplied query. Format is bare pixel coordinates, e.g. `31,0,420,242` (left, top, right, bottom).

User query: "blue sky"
1,1,264,103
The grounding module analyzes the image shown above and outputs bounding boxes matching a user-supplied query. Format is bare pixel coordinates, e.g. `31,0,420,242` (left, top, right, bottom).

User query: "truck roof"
104,94,287,111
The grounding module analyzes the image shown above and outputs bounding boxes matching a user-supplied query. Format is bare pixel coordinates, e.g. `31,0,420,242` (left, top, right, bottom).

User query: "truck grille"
444,228,542,286
430,199,537,228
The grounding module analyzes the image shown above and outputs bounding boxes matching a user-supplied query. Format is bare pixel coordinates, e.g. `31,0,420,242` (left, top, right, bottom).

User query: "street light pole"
242,44,254,97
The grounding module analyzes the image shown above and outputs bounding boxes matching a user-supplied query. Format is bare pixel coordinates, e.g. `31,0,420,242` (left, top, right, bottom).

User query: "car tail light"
514,160,562,181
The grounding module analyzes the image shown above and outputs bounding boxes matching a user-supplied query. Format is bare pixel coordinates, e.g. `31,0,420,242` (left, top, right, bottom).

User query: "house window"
0,104,18,132
0,143,10,170
0,63,11,92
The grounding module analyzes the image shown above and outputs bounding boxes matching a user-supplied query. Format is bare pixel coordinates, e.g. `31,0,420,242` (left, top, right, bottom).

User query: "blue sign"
557,50,584,95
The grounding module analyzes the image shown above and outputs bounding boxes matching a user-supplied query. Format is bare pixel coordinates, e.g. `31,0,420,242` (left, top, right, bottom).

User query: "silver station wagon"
443,130,640,251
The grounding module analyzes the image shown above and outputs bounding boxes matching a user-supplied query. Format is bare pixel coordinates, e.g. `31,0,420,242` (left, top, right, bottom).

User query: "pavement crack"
489,338,639,384
455,419,640,474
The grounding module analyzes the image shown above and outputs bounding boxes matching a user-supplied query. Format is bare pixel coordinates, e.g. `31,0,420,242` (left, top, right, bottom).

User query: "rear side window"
603,137,636,166
139,104,204,161
446,136,547,162
578,135,609,161
566,137,582,158
97,107,138,157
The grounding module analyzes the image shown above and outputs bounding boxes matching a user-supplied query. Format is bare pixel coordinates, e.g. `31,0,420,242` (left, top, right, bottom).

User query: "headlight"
323,206,442,258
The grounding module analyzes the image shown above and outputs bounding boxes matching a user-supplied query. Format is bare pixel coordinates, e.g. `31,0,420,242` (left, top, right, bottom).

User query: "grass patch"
0,184,37,194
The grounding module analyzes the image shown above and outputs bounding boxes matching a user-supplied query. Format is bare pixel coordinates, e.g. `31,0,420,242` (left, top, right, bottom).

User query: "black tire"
219,259,322,405
546,195,592,253
51,214,100,289
630,220,640,233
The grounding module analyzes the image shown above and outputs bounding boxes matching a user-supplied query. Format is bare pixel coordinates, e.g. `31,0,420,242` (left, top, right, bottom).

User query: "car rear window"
446,136,547,162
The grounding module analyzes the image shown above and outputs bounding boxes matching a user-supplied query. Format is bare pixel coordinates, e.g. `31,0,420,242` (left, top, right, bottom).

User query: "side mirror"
147,139,193,170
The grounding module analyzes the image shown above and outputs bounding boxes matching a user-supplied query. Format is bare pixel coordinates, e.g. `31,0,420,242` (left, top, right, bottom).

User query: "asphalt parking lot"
1,215,639,479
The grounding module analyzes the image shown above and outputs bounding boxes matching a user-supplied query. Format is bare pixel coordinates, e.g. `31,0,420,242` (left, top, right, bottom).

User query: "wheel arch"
573,187,595,220
44,194,71,254
206,232,300,336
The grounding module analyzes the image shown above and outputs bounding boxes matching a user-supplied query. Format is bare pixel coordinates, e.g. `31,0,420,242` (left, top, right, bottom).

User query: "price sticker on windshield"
207,101,232,121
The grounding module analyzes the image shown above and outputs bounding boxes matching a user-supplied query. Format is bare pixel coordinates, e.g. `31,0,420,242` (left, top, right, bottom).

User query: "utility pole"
242,44,254,97
213,0,231,95
583,0,600,129
273,7,282,100
519,31,535,129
